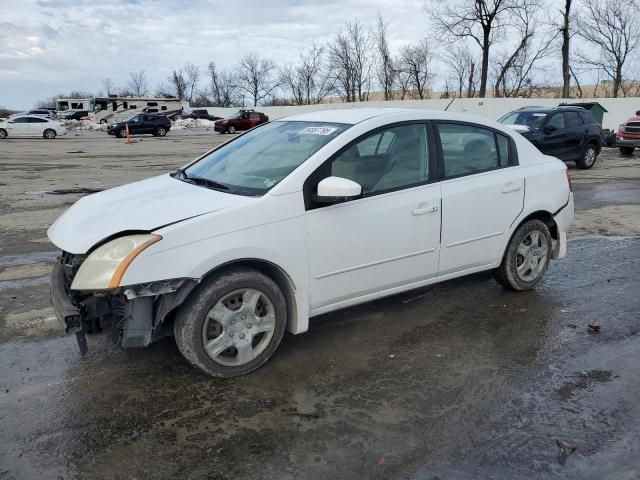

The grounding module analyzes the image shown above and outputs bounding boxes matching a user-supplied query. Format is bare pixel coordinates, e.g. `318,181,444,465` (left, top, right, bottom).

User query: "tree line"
41,0,640,108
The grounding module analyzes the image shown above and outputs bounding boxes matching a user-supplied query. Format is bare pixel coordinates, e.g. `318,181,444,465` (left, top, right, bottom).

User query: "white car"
0,115,66,139
48,108,574,377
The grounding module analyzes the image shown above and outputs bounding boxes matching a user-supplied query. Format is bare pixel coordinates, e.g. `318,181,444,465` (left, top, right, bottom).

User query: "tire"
174,267,287,378
0,129,7,139
117,128,126,138
576,142,598,169
99,119,108,124
494,219,552,291
43,129,56,139
619,146,635,156
156,126,167,137
228,125,236,134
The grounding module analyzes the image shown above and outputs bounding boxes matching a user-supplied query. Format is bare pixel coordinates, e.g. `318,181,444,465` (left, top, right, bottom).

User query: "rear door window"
436,123,502,177
564,111,582,128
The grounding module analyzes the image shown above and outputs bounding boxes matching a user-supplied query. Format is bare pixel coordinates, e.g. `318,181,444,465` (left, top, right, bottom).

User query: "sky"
0,0,436,109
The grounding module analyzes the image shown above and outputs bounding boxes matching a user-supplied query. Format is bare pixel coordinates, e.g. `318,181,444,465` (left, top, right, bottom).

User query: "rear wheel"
0,129,7,139
156,126,167,137
576,143,598,169
228,125,236,134
174,268,287,378
494,219,552,291
619,146,635,156
43,129,56,139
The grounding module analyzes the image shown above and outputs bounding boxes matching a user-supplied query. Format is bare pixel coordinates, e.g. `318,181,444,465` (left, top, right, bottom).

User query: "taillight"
566,170,573,192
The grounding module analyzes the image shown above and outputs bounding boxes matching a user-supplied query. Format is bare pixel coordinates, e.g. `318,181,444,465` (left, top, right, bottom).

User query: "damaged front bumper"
50,254,199,354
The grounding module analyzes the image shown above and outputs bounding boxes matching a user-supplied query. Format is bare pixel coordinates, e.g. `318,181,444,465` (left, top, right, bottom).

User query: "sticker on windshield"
300,126,337,135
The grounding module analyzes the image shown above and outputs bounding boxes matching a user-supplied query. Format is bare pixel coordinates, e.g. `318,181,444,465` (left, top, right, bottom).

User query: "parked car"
214,109,268,134
48,108,574,377
106,114,171,138
498,106,601,169
9,109,56,120
60,110,89,121
179,109,222,121
614,111,640,155
0,115,66,139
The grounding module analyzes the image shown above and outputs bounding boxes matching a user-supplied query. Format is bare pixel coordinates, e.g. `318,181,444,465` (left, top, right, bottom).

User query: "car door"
436,122,524,275
7,117,31,136
127,115,142,134
29,117,49,136
538,112,568,159
563,111,583,159
305,122,441,310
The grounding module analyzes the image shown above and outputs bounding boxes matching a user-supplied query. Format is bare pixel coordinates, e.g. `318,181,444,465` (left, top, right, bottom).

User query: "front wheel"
0,129,7,139
228,125,236,134
494,219,552,291
174,268,287,378
116,128,126,138
43,129,56,139
576,143,598,169
156,126,167,137
619,146,635,156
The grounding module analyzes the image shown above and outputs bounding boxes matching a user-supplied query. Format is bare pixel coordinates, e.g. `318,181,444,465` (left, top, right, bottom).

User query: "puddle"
26,187,103,195
0,251,59,267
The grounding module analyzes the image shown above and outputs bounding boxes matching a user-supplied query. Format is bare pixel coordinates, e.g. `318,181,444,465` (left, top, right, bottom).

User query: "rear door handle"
502,183,521,193
412,203,440,215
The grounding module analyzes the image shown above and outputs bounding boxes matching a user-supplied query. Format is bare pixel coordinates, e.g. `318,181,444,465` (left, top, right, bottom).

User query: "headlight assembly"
70,234,161,290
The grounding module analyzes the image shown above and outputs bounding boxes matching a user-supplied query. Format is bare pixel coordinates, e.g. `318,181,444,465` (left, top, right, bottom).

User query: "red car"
616,110,640,155
214,110,269,134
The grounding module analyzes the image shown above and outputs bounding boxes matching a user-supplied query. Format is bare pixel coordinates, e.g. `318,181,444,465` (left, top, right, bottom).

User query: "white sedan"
0,115,66,139
48,108,574,377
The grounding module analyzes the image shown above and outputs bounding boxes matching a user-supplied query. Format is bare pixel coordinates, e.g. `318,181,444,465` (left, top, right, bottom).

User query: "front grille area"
625,122,640,134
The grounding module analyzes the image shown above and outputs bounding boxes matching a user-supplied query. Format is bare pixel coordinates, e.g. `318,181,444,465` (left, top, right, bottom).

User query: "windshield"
498,111,548,130
227,112,242,120
182,121,350,195
122,114,139,122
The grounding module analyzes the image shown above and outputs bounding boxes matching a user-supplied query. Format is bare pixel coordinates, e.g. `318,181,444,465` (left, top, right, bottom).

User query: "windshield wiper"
180,173,230,191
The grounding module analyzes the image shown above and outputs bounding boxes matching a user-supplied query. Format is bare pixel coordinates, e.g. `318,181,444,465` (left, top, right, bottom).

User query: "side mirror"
544,125,557,134
313,176,362,204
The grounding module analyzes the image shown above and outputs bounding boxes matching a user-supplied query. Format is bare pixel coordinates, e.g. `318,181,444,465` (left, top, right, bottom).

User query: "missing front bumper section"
50,259,199,353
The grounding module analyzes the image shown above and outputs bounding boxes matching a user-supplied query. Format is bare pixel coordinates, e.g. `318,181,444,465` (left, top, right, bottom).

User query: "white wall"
201,97,639,131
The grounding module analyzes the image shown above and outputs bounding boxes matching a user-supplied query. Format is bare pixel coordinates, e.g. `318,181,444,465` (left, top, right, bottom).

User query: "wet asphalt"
1,133,639,479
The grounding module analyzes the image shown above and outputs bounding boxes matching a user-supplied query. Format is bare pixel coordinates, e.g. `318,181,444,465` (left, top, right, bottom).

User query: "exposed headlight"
71,234,161,290
619,124,626,133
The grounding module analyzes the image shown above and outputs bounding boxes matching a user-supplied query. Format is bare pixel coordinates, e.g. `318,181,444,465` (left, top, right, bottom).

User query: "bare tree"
236,52,278,106
208,62,238,107
373,13,395,100
169,70,188,100
101,77,116,96
398,38,434,99
493,0,557,97
127,70,149,96
560,0,572,97
427,0,518,98
395,59,413,100
184,63,201,103
280,45,332,105
327,20,373,102
576,0,640,98
444,45,478,98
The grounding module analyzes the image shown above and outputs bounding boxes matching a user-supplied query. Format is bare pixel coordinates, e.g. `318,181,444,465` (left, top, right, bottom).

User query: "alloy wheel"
201,288,276,366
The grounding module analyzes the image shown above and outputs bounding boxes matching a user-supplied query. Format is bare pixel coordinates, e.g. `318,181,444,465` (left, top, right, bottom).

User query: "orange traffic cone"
125,123,131,144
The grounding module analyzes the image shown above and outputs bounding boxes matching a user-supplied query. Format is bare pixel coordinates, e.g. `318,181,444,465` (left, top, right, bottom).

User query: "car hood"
48,173,253,254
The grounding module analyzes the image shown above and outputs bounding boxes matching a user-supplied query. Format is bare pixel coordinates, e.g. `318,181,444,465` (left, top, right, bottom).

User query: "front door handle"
412,203,440,215
502,183,521,193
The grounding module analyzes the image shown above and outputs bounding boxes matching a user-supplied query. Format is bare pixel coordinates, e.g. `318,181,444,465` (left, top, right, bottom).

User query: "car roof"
277,108,412,125
12,114,53,120
512,106,587,114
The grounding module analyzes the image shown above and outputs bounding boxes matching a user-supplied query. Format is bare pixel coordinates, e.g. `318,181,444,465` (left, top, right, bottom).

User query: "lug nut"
239,333,245,339
247,323,252,329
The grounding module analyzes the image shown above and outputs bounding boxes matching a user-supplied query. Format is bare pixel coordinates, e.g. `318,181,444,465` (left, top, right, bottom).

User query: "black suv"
107,114,171,138
498,106,601,169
